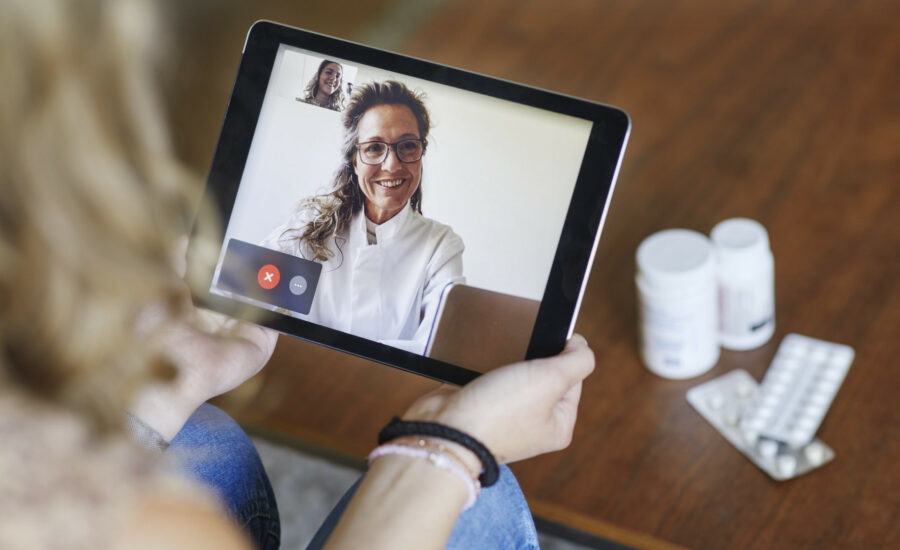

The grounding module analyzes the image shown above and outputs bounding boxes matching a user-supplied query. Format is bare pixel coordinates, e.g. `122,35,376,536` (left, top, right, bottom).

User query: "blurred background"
160,1,899,549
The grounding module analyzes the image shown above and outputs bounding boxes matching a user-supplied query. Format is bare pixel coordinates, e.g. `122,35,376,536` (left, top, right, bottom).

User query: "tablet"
188,21,630,385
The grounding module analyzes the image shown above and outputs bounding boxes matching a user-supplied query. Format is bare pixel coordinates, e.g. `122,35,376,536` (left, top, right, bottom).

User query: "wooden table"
181,1,900,548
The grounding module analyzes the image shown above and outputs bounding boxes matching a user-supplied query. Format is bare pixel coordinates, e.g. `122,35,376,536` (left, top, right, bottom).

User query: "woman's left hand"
159,310,278,408
129,237,279,442
130,307,278,442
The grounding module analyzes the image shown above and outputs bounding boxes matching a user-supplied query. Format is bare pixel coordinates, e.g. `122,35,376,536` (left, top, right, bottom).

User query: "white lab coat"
261,202,465,354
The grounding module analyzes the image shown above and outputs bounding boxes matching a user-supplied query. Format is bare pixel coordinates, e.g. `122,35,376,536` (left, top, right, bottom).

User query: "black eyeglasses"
357,139,426,165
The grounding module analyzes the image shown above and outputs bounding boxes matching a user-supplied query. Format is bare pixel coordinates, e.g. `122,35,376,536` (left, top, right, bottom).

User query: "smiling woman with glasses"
262,80,465,354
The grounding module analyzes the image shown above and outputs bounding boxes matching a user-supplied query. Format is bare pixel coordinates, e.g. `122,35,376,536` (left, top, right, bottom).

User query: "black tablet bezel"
189,21,630,386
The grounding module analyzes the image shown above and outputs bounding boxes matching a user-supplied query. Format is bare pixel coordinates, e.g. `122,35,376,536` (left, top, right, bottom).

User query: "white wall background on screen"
222,46,593,301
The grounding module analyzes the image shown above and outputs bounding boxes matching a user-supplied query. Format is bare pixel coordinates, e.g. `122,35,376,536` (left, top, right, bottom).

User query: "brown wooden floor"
170,1,900,549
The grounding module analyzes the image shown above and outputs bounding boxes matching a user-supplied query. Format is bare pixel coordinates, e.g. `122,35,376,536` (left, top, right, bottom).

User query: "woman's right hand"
403,335,595,465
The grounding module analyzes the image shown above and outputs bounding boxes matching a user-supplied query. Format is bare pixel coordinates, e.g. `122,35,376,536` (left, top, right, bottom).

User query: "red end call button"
257,264,280,290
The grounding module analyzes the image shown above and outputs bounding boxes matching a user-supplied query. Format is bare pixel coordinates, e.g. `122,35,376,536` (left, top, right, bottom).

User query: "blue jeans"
306,465,539,550
170,404,538,550
168,403,281,550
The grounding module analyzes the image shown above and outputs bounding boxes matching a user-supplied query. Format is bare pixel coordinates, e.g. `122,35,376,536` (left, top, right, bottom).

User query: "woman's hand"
158,310,278,407
129,236,279,442
130,305,278,442
403,334,595,464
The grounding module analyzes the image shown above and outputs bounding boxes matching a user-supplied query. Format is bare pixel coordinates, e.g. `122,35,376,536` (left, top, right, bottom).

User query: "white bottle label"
639,290,719,378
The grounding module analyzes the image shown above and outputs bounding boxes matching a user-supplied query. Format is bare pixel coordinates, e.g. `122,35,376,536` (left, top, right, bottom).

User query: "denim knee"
168,403,280,549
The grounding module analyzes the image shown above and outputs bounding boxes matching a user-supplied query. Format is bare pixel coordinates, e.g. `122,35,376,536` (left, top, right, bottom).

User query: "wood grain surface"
173,1,899,548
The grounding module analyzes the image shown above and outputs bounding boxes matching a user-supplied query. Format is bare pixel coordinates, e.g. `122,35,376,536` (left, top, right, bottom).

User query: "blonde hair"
0,0,208,428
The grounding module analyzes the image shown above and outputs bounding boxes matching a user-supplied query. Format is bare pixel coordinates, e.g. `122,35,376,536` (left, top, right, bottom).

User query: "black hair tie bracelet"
378,416,500,487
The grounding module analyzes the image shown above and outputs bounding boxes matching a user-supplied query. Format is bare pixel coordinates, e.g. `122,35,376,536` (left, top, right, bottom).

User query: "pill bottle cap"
710,218,771,267
636,229,715,289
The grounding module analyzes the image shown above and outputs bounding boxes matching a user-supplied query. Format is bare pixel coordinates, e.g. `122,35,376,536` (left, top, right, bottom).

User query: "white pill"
810,347,828,362
742,429,759,446
780,358,801,371
708,394,725,410
796,416,817,430
725,411,740,427
823,367,844,381
758,439,779,459
775,370,794,383
803,403,826,419
735,383,754,398
830,348,853,365
790,427,810,445
814,385,837,401
804,442,827,465
777,454,798,477
810,392,830,405
748,417,767,431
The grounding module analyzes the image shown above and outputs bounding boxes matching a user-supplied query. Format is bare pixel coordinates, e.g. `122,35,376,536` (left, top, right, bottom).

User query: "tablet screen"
194,22,629,384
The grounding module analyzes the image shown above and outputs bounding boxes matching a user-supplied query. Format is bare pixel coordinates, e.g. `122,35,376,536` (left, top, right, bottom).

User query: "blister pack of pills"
739,333,854,448
687,369,835,481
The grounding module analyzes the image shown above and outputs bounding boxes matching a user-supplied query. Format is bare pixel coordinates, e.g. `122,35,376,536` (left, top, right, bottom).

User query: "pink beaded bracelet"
368,443,481,511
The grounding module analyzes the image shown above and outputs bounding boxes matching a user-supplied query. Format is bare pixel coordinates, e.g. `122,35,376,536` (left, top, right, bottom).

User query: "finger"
542,338,595,389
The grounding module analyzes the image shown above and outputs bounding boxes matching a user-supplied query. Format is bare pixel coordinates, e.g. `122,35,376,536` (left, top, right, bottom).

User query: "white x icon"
264,271,274,282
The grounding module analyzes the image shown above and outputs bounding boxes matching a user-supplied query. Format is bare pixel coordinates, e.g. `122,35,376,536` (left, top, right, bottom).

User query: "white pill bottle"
636,229,720,379
710,218,775,350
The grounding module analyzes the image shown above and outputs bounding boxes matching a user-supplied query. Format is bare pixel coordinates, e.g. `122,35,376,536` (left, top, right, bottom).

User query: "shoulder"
411,212,465,254
405,212,465,270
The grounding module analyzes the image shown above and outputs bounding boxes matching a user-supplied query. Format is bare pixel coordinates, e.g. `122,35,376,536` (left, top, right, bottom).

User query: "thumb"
545,334,595,387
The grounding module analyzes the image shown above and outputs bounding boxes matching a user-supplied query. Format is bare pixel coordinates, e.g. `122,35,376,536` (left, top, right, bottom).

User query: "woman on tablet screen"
298,59,346,111
265,81,464,354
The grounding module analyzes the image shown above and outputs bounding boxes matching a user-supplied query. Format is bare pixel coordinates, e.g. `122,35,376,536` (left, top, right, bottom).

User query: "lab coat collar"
356,201,414,244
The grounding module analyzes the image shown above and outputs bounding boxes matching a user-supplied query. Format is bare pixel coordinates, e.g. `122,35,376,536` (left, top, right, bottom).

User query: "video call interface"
212,44,595,356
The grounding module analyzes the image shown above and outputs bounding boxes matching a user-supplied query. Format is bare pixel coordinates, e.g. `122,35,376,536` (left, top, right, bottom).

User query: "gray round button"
289,275,308,295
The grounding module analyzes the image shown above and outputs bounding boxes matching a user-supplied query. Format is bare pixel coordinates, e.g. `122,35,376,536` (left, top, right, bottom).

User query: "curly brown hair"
287,80,430,263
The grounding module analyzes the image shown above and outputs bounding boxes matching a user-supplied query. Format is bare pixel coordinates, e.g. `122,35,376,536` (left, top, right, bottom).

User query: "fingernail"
570,334,588,346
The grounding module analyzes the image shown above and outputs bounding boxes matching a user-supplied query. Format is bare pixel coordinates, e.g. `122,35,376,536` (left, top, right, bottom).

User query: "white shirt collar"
355,201,414,243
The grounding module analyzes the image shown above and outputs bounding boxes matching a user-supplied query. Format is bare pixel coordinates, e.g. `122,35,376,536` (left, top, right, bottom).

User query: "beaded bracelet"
390,437,481,479
368,443,481,511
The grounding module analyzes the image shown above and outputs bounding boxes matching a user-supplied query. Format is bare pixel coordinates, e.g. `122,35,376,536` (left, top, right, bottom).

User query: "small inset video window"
274,50,358,112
